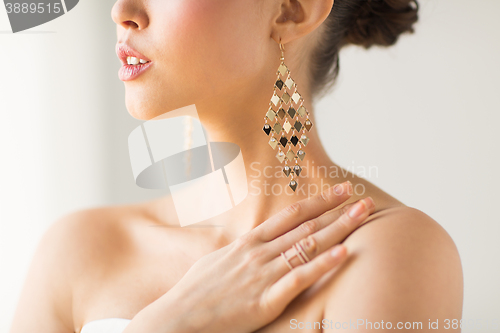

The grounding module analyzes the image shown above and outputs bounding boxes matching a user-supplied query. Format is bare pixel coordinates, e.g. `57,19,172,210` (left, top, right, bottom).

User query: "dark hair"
310,0,419,100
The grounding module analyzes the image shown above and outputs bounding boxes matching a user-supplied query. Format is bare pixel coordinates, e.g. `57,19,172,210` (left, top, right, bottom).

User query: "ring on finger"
294,242,310,263
281,241,311,271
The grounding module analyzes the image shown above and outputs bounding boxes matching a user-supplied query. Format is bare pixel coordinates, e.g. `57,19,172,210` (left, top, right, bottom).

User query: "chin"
124,89,161,121
125,100,156,121
124,84,192,121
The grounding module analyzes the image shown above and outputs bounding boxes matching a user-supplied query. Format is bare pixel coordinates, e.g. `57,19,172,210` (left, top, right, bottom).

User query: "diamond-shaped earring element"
288,107,296,118
266,109,276,121
294,120,302,132
283,165,291,177
263,124,271,135
297,149,305,161
269,137,278,149
277,108,286,119
289,180,297,191
275,79,284,90
286,149,296,161
273,122,282,134
285,77,294,89
283,120,292,133
304,119,313,131
300,134,309,146
281,92,291,104
279,136,288,147
290,135,299,146
292,92,301,104
293,165,302,176
271,94,280,106
297,105,307,117
293,164,302,176
278,64,288,76
276,150,285,163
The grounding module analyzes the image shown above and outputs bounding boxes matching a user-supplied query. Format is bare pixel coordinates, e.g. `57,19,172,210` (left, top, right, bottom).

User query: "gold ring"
293,243,306,264
295,242,310,263
281,251,293,270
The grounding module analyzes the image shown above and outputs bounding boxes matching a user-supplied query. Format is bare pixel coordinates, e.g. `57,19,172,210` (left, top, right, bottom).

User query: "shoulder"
349,206,461,263
349,205,459,251
30,205,136,286
43,205,139,276
322,206,463,322
10,205,138,332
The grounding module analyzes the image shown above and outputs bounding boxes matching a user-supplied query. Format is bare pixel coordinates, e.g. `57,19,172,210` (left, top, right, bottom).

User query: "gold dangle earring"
263,37,313,192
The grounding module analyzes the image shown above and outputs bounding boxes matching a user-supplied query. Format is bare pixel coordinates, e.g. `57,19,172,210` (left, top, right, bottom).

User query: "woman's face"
112,0,275,121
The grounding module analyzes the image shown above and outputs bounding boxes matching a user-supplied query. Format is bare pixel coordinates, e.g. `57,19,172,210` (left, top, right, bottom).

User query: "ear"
270,0,334,44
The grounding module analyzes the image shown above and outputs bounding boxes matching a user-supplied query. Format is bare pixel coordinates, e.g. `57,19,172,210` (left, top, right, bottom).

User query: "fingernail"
333,180,352,195
331,245,344,257
348,200,367,218
364,196,375,209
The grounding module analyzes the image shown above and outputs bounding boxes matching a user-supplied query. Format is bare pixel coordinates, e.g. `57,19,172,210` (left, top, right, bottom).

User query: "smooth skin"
9,0,463,332
123,183,376,333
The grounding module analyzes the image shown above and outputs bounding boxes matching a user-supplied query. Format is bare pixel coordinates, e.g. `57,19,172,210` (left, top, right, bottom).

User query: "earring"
263,37,313,192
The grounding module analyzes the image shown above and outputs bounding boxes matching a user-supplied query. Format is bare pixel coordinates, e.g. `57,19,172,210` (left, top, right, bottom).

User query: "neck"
152,62,347,242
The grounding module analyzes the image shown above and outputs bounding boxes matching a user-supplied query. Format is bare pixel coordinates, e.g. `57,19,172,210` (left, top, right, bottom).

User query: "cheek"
154,0,266,97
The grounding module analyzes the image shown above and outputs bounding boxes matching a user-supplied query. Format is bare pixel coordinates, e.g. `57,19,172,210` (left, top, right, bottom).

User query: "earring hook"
279,37,285,61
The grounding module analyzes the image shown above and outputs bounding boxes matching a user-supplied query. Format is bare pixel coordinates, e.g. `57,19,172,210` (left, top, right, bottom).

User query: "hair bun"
343,0,419,48
309,0,420,99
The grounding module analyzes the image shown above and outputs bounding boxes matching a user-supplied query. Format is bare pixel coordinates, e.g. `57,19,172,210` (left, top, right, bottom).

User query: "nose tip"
111,0,148,31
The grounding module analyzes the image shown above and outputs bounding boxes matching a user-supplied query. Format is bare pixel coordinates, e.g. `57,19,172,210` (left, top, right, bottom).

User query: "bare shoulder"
322,206,464,325
43,205,139,274
9,205,137,333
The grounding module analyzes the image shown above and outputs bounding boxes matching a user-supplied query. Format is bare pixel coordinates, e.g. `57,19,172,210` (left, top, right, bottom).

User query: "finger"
305,197,375,259
253,181,353,242
292,197,374,266
266,198,362,256
268,197,375,274
263,244,347,312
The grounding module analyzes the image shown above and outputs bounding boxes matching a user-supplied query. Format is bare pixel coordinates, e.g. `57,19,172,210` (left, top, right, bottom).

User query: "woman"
9,0,463,332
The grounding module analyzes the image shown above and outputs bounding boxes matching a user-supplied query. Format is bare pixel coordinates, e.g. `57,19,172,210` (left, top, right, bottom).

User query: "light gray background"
1,0,499,332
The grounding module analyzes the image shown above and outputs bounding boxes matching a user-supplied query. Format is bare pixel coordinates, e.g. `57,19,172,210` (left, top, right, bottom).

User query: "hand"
126,181,376,333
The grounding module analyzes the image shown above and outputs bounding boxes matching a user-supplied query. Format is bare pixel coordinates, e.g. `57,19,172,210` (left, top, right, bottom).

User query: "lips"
116,43,153,81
